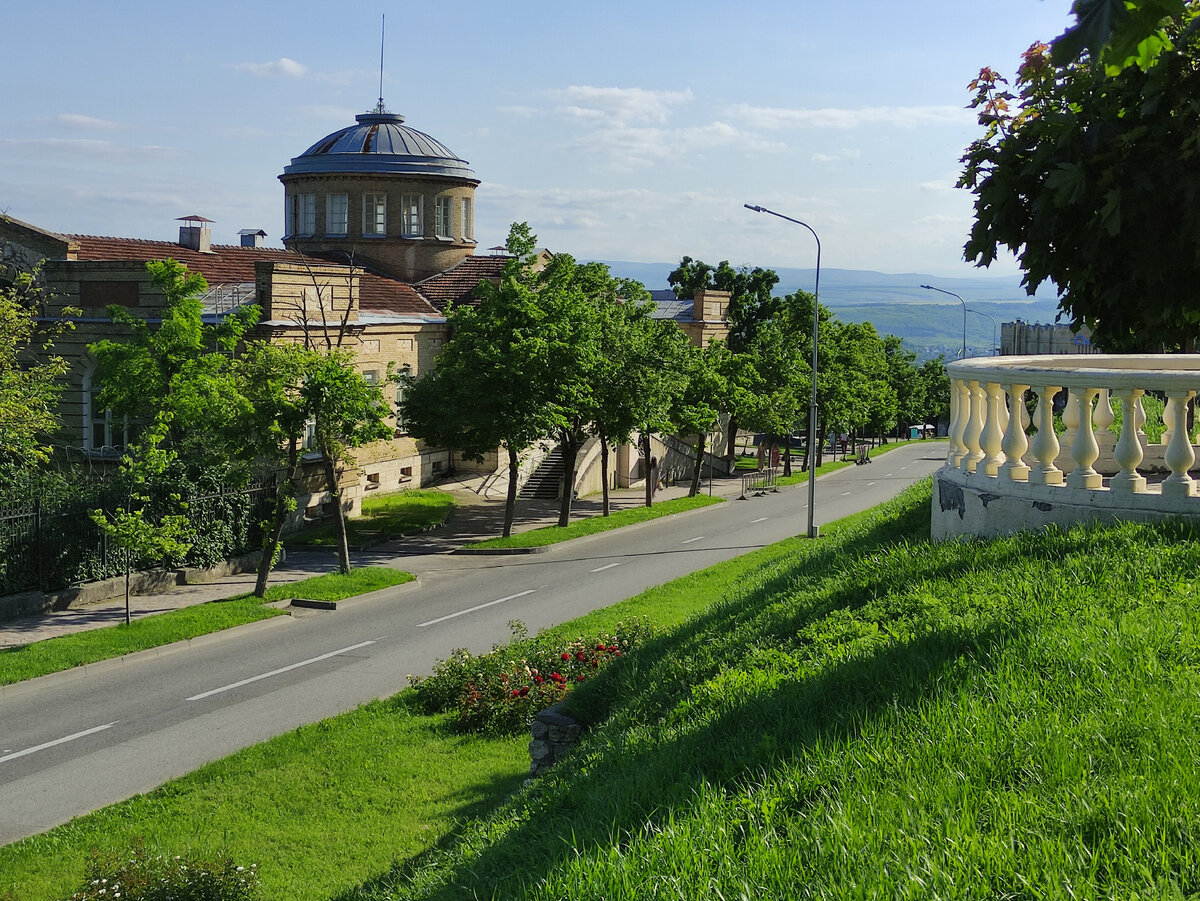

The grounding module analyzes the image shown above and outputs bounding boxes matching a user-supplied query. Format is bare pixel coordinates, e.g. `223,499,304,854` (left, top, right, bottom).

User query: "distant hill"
594,260,1065,360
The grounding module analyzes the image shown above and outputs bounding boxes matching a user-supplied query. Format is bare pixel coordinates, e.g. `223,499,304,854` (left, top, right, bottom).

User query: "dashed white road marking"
750,517,768,524
681,536,705,544
867,481,876,487
841,491,852,496
1,722,118,764
591,562,623,573
886,472,895,477
187,640,379,700
416,590,538,629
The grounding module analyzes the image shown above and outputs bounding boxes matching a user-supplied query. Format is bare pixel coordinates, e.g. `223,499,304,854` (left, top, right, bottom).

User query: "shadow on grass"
334,485,1053,899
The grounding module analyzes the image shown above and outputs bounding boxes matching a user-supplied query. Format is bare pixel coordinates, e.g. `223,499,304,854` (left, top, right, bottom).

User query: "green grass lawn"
8,471,1197,900
0,567,413,687
466,494,723,549
288,488,455,547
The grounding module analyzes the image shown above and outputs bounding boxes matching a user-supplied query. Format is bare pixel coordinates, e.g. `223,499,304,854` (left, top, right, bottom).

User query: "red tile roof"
416,254,510,311
65,235,440,317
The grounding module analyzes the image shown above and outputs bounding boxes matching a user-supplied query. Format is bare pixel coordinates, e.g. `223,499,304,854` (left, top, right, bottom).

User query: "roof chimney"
239,228,267,248
177,215,214,252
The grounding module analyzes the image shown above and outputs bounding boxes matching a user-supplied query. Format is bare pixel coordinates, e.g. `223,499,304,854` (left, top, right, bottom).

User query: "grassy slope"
369,482,1200,900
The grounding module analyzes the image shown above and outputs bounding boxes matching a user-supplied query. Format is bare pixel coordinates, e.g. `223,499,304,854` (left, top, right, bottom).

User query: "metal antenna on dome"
375,14,386,114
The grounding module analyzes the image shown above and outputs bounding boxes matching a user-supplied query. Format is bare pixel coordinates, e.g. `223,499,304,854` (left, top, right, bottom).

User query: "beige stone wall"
280,173,478,281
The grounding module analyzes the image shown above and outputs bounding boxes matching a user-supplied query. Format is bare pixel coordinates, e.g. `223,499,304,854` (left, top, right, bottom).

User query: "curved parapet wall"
933,355,1200,540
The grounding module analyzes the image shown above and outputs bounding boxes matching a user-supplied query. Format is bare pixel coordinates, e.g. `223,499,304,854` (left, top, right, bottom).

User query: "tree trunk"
503,444,519,537
557,432,580,528
725,416,739,460
641,432,654,508
124,558,131,627
254,438,300,599
600,433,611,516
322,451,352,574
783,432,793,477
816,423,827,468
689,432,706,497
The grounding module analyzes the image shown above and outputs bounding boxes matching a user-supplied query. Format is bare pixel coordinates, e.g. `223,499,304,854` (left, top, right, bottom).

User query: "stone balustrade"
934,355,1200,539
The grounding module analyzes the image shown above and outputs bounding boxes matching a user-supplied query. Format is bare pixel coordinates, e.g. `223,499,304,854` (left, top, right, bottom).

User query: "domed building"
280,103,480,282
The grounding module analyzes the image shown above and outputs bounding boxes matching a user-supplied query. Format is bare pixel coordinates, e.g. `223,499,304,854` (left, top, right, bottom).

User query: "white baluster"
1162,390,1196,498
1135,394,1147,444
1056,388,1079,473
1093,387,1115,453
1110,388,1146,493
999,384,1031,482
1067,387,1103,489
961,380,986,473
1161,396,1176,446
980,382,1006,476
948,378,966,466
1028,385,1064,486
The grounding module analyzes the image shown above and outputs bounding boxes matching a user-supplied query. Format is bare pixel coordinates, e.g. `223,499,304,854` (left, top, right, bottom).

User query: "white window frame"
461,197,473,240
298,193,316,236
326,193,348,236
435,196,452,237
401,194,423,237
363,193,387,236
84,372,133,454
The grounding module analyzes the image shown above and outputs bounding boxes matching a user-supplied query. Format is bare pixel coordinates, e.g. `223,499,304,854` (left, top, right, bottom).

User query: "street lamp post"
921,284,967,359
966,308,999,356
744,203,821,539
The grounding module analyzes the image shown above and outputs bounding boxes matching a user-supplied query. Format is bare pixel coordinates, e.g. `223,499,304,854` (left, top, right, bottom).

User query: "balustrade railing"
945,355,1200,500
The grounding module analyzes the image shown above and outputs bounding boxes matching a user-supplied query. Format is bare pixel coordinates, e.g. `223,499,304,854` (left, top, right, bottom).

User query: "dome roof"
282,111,477,181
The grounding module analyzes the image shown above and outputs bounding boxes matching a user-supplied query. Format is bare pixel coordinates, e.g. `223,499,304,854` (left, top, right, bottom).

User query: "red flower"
560,652,571,661
613,650,621,656
551,672,563,682
576,674,585,682
510,689,521,698
519,686,530,697
596,643,606,651
608,645,618,652
575,651,586,661
534,675,544,684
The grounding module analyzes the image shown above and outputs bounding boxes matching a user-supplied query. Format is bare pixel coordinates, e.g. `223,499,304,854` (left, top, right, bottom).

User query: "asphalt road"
0,443,944,845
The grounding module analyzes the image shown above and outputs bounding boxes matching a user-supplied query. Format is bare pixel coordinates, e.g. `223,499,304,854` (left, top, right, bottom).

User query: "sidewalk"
0,475,746,649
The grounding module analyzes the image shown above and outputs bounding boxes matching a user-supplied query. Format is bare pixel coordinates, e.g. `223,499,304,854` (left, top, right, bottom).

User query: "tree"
237,341,316,597
301,350,393,573
89,416,192,625
89,259,258,466
960,13,1200,350
1052,0,1191,71
0,271,74,471
880,335,924,441
671,341,728,497
668,258,781,457
404,250,552,538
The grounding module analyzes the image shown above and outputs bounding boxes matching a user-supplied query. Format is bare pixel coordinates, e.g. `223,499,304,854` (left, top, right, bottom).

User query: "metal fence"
739,466,781,499
0,474,277,595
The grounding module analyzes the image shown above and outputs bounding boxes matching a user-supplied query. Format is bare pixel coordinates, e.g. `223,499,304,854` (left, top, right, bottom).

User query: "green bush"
409,618,657,735
65,846,259,901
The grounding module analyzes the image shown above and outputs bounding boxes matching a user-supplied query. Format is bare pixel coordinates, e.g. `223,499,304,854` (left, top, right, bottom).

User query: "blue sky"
3,0,1076,279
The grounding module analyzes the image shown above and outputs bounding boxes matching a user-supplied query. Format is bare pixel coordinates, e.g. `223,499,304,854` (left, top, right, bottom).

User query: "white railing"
939,355,1200,538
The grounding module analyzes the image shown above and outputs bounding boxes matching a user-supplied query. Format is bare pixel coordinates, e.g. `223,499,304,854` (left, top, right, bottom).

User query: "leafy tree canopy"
0,271,74,469
960,11,1200,350
668,257,781,352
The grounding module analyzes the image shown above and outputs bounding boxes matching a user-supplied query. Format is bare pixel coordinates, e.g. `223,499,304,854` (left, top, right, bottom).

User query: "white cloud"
729,103,972,130
232,58,309,78
0,138,179,160
812,148,862,163
559,120,784,171
545,86,693,126
51,114,119,131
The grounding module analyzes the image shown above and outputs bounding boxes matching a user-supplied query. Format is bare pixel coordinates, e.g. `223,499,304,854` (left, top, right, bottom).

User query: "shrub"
409,618,657,735
65,846,259,901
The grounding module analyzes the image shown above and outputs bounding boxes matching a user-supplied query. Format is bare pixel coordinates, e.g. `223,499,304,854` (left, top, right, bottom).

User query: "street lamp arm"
920,283,968,359
744,202,821,538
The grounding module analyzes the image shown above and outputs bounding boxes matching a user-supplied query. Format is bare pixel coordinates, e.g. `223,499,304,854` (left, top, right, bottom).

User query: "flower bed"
408,618,656,735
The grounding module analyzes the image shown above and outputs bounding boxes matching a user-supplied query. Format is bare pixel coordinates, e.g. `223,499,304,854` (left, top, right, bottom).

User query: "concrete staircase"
519,448,564,499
